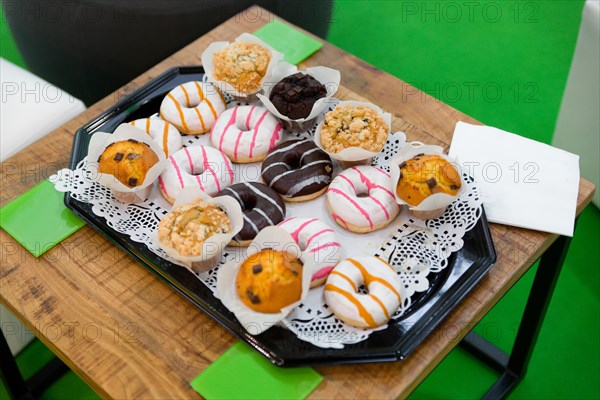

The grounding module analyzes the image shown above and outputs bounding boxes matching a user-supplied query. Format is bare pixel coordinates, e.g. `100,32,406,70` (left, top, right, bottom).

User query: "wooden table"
1,6,595,400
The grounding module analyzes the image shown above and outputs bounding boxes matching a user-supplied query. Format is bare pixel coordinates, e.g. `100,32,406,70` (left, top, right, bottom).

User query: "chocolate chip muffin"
269,72,327,120
236,249,303,313
97,139,159,188
395,154,462,206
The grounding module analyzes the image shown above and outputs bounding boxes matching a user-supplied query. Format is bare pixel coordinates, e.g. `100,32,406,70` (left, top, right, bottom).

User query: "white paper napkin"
449,121,580,236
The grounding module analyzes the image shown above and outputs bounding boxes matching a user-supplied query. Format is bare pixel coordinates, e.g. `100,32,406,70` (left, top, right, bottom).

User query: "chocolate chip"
398,172,403,179
399,162,406,169
128,177,138,186
246,289,261,304
450,185,459,190
126,153,140,160
127,139,139,143
252,264,263,274
416,153,425,157
427,178,437,189
113,152,124,161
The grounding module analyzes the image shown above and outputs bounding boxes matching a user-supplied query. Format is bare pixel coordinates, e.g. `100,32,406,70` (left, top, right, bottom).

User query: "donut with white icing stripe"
216,182,286,246
158,145,234,204
277,217,342,288
262,139,333,202
129,118,182,157
324,256,402,328
326,166,400,233
160,81,226,135
210,105,283,163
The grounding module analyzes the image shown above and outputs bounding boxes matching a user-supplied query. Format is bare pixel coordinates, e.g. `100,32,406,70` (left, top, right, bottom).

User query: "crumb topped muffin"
395,154,462,206
213,42,271,94
98,139,159,188
158,200,232,257
320,105,388,153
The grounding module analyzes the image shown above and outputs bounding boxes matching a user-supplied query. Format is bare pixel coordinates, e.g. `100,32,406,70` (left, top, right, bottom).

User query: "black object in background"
2,0,332,105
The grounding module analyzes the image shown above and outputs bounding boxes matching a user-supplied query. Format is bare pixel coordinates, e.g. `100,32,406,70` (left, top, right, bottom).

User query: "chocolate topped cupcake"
269,72,327,120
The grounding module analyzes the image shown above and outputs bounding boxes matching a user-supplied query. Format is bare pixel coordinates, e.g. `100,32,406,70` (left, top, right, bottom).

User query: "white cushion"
0,57,87,161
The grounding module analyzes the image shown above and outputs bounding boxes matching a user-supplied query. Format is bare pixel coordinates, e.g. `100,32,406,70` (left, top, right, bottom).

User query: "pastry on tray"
320,104,388,155
212,41,271,95
236,249,303,313
157,199,232,257
269,72,327,120
395,154,462,207
97,139,159,188
216,182,286,247
324,256,402,329
261,139,333,202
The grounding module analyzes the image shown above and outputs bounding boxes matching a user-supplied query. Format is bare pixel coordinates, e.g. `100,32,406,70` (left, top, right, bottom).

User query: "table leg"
0,332,69,400
460,233,574,400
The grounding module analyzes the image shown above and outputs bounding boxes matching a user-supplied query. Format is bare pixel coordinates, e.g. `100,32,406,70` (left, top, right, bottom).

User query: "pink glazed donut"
277,217,342,288
158,145,234,204
210,105,283,163
326,166,400,233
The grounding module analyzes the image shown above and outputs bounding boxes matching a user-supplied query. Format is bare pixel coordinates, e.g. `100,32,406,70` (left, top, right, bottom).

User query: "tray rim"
64,65,497,367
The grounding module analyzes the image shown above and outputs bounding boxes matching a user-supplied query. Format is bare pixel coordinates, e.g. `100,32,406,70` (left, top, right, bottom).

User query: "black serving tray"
65,66,496,366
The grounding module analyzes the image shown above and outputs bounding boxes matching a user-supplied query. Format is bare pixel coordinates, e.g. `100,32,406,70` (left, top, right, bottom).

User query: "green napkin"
254,20,323,65
190,342,323,399
0,180,85,257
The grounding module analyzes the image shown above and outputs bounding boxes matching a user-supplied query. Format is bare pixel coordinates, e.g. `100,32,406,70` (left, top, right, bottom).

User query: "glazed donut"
261,139,333,202
210,105,283,163
129,118,182,157
326,166,400,233
158,145,234,204
277,217,342,288
160,81,226,134
324,257,402,329
216,182,286,246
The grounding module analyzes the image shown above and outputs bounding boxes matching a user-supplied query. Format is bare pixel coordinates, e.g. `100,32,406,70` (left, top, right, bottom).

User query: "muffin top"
269,72,327,119
97,139,159,188
320,105,388,153
158,200,232,257
395,154,462,206
236,249,303,313
213,42,271,94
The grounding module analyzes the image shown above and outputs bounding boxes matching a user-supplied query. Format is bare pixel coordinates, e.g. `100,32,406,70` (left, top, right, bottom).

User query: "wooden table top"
1,6,595,399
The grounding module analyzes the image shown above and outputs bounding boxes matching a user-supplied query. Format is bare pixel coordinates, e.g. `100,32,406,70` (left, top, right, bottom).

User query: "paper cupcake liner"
216,226,315,335
86,124,167,204
314,100,392,168
389,142,466,219
153,188,243,273
200,33,284,100
257,62,341,133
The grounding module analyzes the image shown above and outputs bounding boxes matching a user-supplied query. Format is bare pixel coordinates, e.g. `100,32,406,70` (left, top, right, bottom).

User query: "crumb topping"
158,199,232,257
320,105,388,153
213,42,271,94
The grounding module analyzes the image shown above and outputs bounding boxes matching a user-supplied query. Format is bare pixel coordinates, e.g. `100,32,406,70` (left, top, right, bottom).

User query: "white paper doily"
50,98,483,349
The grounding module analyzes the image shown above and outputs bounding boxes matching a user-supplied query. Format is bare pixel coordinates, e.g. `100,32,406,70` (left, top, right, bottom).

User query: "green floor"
1,1,599,399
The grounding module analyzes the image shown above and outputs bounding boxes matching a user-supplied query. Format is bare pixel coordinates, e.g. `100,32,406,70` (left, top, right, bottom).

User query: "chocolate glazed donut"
216,182,286,247
261,139,333,202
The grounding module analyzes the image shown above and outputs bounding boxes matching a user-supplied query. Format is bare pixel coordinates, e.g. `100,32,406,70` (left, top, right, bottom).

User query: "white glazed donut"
158,145,234,204
160,81,226,134
210,105,283,163
326,166,400,233
324,256,402,329
129,118,182,157
277,217,342,288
